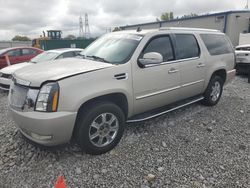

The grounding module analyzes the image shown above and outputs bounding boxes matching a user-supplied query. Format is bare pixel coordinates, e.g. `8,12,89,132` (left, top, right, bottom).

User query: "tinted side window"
6,49,21,57
30,49,37,55
200,34,233,55
62,51,75,58
74,51,81,56
175,34,200,59
22,49,37,55
142,36,174,62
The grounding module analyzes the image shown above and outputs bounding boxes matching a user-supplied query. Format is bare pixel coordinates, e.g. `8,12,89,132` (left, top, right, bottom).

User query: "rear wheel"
202,75,224,106
75,101,125,155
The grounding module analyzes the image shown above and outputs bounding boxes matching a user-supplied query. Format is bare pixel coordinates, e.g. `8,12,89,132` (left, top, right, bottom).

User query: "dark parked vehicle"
0,47,43,69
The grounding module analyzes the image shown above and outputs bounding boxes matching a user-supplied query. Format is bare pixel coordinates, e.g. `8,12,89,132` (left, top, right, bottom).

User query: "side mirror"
138,52,163,68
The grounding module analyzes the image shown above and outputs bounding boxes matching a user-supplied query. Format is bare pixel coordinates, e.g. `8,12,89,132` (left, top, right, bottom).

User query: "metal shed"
120,10,250,46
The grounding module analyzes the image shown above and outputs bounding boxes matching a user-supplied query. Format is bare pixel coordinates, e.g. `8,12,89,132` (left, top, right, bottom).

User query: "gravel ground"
0,76,250,188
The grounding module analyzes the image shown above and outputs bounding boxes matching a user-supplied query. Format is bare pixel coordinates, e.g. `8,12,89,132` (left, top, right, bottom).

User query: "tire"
75,101,125,155
202,75,224,106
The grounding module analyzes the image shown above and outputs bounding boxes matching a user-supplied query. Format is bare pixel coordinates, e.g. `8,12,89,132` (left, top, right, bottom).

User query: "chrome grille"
10,84,28,109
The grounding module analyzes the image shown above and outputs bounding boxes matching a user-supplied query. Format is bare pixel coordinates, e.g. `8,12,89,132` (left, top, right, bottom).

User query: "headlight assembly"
35,82,60,112
8,74,13,79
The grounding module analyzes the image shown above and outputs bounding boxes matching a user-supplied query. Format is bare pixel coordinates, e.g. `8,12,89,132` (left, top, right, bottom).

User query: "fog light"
30,132,52,141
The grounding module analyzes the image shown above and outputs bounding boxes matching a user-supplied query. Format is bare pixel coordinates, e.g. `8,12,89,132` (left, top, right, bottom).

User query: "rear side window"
142,36,174,62
175,34,200,59
57,51,76,59
200,34,233,55
62,51,75,58
22,49,37,55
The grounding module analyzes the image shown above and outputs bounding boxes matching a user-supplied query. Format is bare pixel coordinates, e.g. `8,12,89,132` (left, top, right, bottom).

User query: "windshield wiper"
86,55,110,63
77,53,85,58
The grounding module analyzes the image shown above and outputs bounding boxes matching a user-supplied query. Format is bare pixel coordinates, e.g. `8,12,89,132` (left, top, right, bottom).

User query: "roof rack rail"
159,27,220,32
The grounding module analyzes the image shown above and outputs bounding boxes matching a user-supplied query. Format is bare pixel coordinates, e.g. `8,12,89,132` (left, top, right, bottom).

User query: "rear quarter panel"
196,33,235,90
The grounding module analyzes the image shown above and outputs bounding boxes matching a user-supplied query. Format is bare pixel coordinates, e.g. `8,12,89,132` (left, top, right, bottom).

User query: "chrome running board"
127,96,204,123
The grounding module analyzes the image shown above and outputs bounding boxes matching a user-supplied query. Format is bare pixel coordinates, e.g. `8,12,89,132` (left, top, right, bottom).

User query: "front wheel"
75,101,125,155
202,75,224,106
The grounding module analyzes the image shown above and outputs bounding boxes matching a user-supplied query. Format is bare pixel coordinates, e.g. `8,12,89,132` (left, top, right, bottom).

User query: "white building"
120,10,250,46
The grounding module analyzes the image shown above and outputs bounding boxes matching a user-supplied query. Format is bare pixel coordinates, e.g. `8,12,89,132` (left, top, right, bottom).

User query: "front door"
132,35,182,114
6,49,22,65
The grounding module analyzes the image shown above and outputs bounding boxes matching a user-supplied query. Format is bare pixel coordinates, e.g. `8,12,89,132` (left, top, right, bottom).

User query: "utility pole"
84,13,91,39
79,15,84,38
106,27,112,33
246,0,249,9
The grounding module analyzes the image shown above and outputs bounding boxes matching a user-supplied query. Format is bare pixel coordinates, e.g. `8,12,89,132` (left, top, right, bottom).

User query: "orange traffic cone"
55,175,67,188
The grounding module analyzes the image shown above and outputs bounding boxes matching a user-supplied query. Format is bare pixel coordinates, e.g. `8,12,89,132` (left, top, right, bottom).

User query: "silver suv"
8,28,236,154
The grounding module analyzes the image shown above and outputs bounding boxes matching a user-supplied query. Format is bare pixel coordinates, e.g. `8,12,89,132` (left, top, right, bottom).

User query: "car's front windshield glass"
30,52,59,63
80,33,143,64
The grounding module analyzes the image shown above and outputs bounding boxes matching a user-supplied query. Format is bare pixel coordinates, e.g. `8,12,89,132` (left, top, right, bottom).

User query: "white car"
0,48,83,90
235,44,250,74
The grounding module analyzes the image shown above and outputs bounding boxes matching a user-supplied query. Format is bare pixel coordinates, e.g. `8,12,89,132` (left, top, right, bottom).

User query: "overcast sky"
0,0,248,40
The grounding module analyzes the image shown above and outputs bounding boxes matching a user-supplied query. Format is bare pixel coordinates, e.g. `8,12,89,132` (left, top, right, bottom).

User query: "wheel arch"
211,69,227,84
72,92,129,140
77,93,129,118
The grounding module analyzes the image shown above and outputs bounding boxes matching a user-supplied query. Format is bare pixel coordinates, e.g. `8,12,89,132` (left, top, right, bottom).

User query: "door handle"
197,63,205,68
168,68,179,74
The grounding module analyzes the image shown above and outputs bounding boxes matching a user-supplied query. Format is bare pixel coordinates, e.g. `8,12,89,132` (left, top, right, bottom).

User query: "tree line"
11,34,90,41
157,12,198,21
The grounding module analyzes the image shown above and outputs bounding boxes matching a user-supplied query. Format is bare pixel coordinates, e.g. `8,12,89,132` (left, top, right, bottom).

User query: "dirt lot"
0,76,250,188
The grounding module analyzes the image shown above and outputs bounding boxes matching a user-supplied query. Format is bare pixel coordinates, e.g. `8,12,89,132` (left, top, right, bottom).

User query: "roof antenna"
136,27,142,32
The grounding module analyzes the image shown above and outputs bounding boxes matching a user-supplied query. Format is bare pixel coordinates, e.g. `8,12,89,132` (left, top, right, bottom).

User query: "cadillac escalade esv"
8,28,236,154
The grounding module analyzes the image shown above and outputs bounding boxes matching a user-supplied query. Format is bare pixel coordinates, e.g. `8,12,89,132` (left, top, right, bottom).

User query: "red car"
0,47,43,69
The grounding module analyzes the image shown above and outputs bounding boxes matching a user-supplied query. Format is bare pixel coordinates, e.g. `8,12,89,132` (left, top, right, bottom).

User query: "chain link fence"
0,41,32,50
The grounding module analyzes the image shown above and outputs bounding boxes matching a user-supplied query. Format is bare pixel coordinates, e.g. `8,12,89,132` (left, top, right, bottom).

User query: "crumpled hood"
1,62,31,74
13,58,114,87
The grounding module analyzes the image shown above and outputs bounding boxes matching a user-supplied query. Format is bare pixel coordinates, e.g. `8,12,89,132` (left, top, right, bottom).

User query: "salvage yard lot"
0,76,250,188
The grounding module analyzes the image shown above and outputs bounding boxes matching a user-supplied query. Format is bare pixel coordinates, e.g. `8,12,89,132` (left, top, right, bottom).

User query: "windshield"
80,33,143,64
30,51,59,63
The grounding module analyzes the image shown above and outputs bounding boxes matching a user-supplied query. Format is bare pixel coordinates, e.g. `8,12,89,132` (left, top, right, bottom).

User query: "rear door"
173,33,205,98
21,48,38,62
